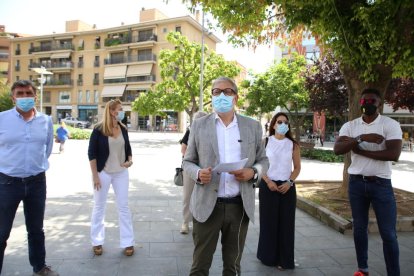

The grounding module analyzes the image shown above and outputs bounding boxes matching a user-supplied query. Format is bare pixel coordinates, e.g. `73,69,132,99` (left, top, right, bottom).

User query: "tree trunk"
338,64,392,198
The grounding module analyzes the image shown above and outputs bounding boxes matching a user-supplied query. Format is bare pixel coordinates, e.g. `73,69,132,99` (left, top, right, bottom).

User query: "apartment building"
8,8,220,131
0,25,22,84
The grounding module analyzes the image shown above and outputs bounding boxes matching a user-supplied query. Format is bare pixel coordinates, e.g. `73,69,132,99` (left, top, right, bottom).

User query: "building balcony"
94,61,100,67
45,78,73,86
0,53,8,61
29,62,73,70
77,80,83,86
103,75,156,84
93,79,99,85
15,65,20,71
15,49,21,55
104,54,157,65
127,75,156,83
29,43,74,53
104,34,157,47
78,61,83,68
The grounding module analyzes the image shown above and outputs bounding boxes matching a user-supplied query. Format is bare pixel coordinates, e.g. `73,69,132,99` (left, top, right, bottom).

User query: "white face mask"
116,111,125,121
212,93,234,113
276,123,289,135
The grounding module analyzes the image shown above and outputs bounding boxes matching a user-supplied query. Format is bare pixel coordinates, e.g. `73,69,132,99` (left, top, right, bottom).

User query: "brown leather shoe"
93,245,103,255
124,246,134,256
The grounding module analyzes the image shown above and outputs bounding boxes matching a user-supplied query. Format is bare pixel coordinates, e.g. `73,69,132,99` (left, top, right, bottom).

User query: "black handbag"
174,167,183,186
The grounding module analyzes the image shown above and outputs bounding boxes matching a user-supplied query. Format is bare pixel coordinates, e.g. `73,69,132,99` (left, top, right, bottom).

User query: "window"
163,28,167,33
78,39,84,50
94,90,99,103
43,91,51,103
78,74,83,86
94,56,100,67
95,36,101,49
110,52,124,63
78,56,83,68
59,91,71,103
78,90,83,103
175,26,181,33
138,49,152,61
15,44,21,55
139,29,154,41
86,90,91,103
94,73,99,85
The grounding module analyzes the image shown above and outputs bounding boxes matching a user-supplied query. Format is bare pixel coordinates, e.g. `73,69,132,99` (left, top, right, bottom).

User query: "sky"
0,0,276,73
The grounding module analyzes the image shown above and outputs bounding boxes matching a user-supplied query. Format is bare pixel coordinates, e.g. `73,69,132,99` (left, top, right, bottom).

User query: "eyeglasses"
211,88,236,96
359,98,376,105
277,120,288,125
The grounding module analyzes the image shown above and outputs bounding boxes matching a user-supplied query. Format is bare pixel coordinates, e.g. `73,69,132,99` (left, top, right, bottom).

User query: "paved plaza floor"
2,132,414,275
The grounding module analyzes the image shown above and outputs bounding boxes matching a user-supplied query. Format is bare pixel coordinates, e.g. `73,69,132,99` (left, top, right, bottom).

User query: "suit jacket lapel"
237,114,249,160
208,115,220,161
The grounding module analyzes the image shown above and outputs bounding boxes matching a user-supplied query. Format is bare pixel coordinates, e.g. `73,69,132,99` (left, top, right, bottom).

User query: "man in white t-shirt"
334,88,402,276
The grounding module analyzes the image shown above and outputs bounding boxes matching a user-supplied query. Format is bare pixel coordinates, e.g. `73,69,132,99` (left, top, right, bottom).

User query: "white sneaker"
180,223,189,234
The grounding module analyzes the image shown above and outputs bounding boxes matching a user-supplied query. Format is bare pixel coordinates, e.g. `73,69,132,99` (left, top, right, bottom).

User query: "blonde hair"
60,121,66,128
98,99,125,136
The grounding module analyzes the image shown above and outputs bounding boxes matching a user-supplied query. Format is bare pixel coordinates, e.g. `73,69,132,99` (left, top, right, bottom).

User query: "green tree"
186,0,414,195
0,83,13,112
246,53,308,138
132,32,240,123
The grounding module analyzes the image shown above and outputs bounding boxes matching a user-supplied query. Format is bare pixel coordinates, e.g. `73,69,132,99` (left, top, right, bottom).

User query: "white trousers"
90,169,135,248
182,170,195,224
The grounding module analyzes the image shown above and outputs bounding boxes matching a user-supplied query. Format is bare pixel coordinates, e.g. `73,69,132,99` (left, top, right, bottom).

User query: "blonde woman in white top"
257,112,301,271
88,99,135,257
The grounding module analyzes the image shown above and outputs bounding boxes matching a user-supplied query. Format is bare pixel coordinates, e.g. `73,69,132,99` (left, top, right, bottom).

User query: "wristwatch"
287,179,295,186
356,135,363,144
251,167,258,182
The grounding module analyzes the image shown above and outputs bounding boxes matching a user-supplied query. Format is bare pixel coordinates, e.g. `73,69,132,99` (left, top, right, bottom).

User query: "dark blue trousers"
0,172,47,273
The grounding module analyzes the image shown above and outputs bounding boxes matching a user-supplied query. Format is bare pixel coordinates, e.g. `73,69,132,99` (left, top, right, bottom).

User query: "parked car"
61,117,91,128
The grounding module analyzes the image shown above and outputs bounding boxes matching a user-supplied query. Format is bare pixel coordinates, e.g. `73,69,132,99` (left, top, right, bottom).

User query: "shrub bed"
301,148,344,163
53,125,91,140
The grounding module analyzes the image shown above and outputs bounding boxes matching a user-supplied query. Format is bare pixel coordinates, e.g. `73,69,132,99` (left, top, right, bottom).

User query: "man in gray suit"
183,77,269,275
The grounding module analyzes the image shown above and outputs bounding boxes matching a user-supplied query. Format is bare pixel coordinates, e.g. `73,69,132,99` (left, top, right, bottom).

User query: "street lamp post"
199,10,205,112
31,66,53,113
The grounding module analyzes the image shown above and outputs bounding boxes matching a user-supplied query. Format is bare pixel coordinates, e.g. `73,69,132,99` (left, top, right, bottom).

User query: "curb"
296,183,414,234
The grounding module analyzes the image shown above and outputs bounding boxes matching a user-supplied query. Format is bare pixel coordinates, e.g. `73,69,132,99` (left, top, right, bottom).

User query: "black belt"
0,172,45,182
217,195,242,204
350,174,381,182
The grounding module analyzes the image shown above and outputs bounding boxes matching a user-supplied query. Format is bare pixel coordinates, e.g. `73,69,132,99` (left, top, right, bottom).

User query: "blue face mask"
276,123,289,135
212,93,234,113
16,97,35,112
116,111,125,121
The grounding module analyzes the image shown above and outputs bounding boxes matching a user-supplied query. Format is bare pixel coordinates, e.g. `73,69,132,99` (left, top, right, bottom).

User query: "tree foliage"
385,78,414,113
246,53,308,137
187,0,414,81
131,32,240,121
185,0,414,193
0,83,13,112
304,52,348,117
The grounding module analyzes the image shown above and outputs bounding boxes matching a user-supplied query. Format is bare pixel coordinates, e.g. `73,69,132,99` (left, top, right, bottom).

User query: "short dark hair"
361,88,381,99
11,80,37,94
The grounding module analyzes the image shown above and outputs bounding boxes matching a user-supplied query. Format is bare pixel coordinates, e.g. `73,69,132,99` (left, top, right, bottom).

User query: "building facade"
8,8,220,131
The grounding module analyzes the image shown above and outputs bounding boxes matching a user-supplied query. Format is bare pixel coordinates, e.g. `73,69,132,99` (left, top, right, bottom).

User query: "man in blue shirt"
0,80,58,275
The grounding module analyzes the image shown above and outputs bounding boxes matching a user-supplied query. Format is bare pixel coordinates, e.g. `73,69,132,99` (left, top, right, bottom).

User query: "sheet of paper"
212,158,248,173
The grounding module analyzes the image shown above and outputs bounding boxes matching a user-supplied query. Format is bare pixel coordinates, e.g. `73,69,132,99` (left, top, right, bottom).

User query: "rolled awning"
101,85,126,97
104,65,127,79
126,64,153,77
50,52,71,59
125,84,152,90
